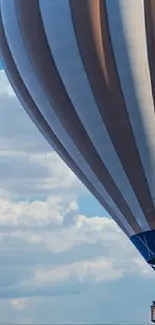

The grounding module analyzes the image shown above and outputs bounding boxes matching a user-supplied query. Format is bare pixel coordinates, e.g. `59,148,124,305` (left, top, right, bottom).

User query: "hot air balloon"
0,0,155,270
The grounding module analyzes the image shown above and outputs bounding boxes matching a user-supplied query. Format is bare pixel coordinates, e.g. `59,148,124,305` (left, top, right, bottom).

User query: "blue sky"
0,64,154,324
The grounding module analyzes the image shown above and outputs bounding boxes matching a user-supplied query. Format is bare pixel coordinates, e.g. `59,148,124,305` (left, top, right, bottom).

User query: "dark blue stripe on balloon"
131,230,155,265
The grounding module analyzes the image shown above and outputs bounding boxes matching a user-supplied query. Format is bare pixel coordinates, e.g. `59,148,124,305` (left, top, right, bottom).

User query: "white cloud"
0,71,15,97
0,71,83,200
0,196,65,226
0,196,153,290
10,298,27,311
21,258,123,290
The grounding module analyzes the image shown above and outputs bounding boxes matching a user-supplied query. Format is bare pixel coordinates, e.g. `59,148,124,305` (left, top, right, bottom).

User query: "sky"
0,65,154,324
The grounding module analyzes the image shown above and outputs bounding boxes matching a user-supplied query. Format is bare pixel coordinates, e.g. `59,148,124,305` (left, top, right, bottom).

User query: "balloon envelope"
0,0,155,268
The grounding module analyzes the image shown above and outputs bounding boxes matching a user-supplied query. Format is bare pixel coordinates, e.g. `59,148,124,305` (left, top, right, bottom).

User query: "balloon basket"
151,302,155,323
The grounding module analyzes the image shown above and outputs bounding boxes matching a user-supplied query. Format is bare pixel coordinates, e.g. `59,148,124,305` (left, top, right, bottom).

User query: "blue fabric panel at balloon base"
131,230,155,266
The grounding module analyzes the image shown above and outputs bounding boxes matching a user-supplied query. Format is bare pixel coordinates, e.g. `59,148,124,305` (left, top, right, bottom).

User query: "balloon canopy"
0,0,155,269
